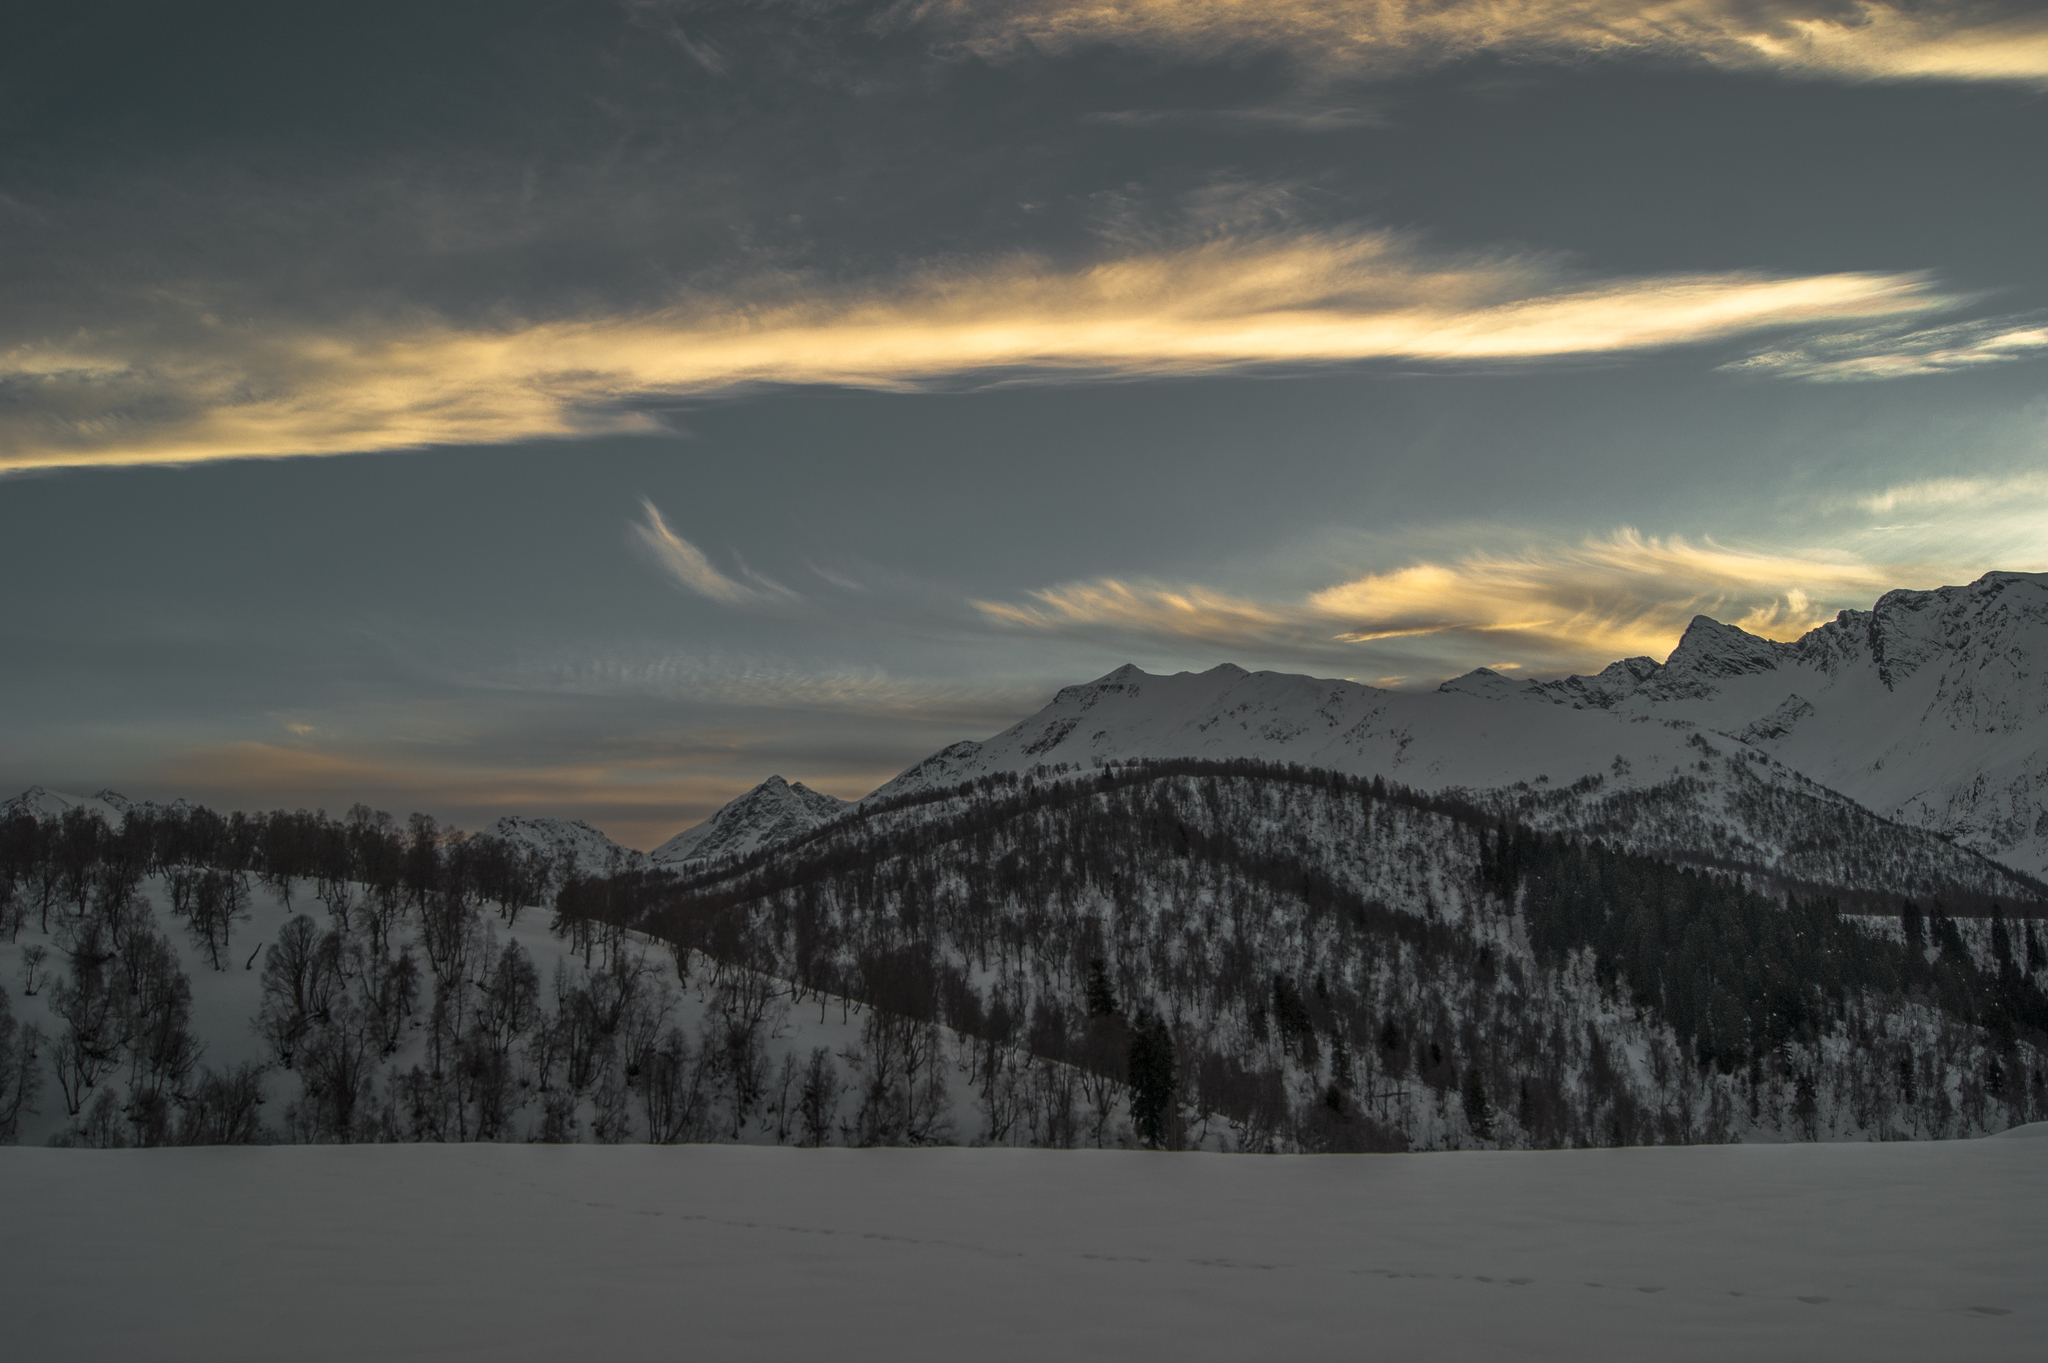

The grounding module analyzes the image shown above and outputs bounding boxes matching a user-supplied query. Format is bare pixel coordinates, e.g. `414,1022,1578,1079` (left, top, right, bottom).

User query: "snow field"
0,1130,2040,1362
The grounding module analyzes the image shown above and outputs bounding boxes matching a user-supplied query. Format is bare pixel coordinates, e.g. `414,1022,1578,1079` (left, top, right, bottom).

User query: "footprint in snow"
1968,1307,2011,1316
1797,1296,1829,1305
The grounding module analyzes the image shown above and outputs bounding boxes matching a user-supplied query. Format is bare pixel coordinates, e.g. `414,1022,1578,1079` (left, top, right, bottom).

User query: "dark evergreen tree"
1127,1010,1176,1148
1461,1066,1493,1141
1084,957,1119,1018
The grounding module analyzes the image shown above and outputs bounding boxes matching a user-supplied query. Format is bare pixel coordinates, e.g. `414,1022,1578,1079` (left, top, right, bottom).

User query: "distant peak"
1664,615,1782,676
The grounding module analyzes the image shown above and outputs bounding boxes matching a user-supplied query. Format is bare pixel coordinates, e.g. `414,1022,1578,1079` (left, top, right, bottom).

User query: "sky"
3,0,2046,849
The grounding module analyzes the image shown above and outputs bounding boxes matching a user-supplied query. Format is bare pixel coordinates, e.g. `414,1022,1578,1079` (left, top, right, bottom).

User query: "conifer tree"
1461,1066,1493,1141
1127,1011,1175,1148
1084,957,1119,1017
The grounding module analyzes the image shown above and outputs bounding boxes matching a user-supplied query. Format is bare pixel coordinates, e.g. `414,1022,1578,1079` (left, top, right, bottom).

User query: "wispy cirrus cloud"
0,231,1952,471
973,528,1958,677
1854,470,2048,515
1724,313,2048,381
630,498,799,608
903,0,2048,86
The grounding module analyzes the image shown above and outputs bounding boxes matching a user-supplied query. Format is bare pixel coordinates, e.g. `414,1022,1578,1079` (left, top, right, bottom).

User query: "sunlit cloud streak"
973,528,1964,677
904,0,2048,85
631,498,798,607
1854,470,2048,515
1,232,1949,471
1725,314,2048,381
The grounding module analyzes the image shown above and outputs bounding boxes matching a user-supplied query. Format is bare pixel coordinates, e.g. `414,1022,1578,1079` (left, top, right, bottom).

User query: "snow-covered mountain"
480,815,646,882
1452,571,2048,877
870,660,1732,800
650,775,850,867
853,573,2048,902
0,787,188,825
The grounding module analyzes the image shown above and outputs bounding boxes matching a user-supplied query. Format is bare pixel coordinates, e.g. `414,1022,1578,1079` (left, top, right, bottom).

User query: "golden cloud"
1,233,1946,471
905,0,2048,85
974,528,1959,676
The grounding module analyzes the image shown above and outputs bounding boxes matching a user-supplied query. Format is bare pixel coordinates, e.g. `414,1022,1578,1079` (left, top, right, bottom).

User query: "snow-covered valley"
2,1132,2040,1361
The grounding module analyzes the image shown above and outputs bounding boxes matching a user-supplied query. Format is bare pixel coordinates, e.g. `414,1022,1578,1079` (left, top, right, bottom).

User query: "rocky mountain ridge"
1444,571,2048,876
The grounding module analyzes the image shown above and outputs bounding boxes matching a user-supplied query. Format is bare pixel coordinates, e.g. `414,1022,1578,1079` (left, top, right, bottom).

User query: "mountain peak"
650,772,851,867
1660,615,1784,682
1437,667,1538,701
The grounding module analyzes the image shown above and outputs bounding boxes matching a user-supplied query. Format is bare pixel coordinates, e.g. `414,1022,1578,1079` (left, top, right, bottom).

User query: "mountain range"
14,571,2044,904
7,572,2043,1153
602,571,2044,907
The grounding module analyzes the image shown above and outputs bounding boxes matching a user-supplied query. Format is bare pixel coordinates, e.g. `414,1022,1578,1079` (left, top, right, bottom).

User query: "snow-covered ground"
1,1130,2040,1362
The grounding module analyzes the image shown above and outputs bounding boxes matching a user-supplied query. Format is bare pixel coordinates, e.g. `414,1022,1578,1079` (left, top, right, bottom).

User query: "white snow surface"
1,1135,2039,1362
650,774,850,866
869,661,1764,799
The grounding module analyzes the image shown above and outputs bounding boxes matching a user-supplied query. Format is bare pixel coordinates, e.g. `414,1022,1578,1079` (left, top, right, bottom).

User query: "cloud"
974,527,1956,678
0,231,1950,471
1081,104,1392,130
903,0,2048,86
1723,314,2048,381
630,498,798,607
1853,470,2048,515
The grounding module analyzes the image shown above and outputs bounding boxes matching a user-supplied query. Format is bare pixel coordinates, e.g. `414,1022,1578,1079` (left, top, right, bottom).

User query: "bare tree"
178,1062,268,1145
0,995,44,1142
257,915,341,1068
176,869,251,971
638,1027,715,1144
798,1047,842,1148
18,944,48,997
49,958,120,1115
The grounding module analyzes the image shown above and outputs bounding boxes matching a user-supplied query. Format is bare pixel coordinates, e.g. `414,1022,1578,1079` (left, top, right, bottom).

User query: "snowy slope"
861,662,2037,901
1474,572,2048,877
870,662,1747,797
3,1136,2040,1363
650,776,850,867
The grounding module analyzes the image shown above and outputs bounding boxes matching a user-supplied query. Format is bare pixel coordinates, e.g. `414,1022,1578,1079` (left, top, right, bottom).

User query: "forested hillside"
0,802,1043,1149
4,768,2044,1152
565,761,2048,1150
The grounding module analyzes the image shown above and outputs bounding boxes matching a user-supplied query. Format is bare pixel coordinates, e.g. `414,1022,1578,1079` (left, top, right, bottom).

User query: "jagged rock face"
650,775,850,867
1648,615,1793,697
1735,694,1815,745
1491,571,2048,876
